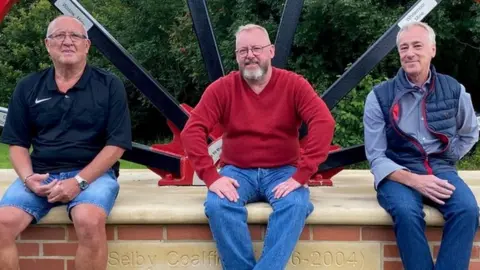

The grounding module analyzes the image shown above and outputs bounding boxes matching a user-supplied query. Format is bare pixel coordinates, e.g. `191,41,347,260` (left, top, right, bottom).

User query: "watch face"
79,181,88,189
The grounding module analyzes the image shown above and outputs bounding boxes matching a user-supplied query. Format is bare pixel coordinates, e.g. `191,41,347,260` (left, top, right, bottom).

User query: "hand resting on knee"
209,176,240,202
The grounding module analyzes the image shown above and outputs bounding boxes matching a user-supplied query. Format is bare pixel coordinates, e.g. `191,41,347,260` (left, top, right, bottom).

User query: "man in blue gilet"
363,21,479,270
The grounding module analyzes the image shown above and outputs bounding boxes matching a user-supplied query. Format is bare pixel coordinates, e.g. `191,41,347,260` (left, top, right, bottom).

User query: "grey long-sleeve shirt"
363,73,479,189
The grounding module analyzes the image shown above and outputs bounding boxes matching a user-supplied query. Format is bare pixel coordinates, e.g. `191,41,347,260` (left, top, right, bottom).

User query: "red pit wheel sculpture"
0,0,444,186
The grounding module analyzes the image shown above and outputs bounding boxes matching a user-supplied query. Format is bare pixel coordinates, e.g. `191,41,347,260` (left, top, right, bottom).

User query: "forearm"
452,85,479,159
369,156,409,188
9,145,33,181
450,134,479,160
293,116,335,184
292,90,336,184
77,145,125,183
180,123,221,187
387,169,418,187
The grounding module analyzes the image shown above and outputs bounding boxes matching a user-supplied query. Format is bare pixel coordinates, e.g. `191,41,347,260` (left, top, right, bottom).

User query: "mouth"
244,62,258,67
61,50,75,54
404,61,419,67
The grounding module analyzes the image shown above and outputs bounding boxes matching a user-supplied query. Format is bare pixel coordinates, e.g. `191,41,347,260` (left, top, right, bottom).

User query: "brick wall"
14,224,480,270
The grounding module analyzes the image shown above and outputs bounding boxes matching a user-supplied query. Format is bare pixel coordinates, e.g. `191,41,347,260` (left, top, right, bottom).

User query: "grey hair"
396,21,436,46
45,15,89,38
235,23,271,43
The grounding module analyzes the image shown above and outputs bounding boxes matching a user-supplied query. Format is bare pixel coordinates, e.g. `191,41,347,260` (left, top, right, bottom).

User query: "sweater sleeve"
180,81,224,187
292,77,336,185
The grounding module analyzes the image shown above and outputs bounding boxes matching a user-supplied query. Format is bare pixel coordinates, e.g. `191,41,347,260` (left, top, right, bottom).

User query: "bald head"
46,15,88,38
44,15,91,68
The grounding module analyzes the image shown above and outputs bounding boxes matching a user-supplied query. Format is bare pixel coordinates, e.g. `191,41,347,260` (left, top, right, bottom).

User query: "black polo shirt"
1,64,132,176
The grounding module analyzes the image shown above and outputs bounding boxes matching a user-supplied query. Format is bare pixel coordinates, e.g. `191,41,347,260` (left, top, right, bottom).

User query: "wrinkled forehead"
48,17,86,35
398,26,430,46
235,29,270,49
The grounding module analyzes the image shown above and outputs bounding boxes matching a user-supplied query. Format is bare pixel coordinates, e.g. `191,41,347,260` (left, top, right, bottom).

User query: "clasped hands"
24,173,81,203
209,176,304,202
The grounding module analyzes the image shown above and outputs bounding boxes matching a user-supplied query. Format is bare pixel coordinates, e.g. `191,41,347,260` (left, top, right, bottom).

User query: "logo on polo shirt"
35,97,52,104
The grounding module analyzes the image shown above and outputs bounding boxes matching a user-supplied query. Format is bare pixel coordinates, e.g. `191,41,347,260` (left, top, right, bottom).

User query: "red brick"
425,227,443,241
384,260,403,270
362,227,396,241
117,225,162,240
17,243,39,256
43,243,78,256
248,225,263,241
67,260,75,270
299,226,310,240
470,261,480,270
21,226,65,240
472,245,480,259
166,225,212,240
384,244,400,258
433,244,480,259
67,225,115,241
19,259,64,270
313,225,360,241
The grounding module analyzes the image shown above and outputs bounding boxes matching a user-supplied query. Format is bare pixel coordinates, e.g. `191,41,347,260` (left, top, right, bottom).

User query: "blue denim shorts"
0,169,120,223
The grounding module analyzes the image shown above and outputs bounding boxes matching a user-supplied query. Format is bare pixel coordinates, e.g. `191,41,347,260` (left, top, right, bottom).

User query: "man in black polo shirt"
0,15,131,269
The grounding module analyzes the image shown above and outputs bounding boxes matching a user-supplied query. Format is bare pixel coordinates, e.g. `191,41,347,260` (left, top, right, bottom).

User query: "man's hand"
411,175,456,205
47,178,81,203
209,176,240,202
272,178,302,199
24,173,57,197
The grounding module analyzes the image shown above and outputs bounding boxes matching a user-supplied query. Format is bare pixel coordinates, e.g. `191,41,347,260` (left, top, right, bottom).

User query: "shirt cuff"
201,167,222,187
372,161,409,189
292,168,312,185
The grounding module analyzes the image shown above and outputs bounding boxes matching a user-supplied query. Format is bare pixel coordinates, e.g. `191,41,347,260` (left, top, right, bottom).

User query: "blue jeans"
204,165,314,270
0,169,120,223
377,171,479,270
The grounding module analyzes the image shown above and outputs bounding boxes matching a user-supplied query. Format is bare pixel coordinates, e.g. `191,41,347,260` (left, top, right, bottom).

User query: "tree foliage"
0,0,479,147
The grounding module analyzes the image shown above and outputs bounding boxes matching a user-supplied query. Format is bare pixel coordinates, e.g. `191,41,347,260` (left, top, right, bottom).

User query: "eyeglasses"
47,32,88,42
235,44,272,57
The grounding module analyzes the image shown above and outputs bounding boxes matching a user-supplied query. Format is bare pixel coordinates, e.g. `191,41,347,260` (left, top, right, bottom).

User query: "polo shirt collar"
46,64,92,91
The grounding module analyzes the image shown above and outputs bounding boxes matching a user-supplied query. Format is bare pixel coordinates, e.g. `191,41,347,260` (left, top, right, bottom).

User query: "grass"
0,143,146,169
0,143,477,170
345,147,480,170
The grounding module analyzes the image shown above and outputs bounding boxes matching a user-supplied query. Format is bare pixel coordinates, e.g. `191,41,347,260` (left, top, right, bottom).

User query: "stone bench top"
0,169,479,226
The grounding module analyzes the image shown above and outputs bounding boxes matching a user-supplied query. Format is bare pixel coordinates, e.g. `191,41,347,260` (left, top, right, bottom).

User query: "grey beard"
242,66,265,81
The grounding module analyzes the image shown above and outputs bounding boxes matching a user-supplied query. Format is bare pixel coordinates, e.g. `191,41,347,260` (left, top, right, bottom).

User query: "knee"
391,203,424,224
204,194,238,219
278,195,313,217
0,208,29,241
454,200,479,223
72,207,106,243
0,220,16,242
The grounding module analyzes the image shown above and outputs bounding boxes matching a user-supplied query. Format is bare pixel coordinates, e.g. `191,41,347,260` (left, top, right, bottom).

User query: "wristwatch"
75,175,89,190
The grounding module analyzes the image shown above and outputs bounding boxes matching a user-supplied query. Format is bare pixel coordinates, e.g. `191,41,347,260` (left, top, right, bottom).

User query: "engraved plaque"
107,242,380,270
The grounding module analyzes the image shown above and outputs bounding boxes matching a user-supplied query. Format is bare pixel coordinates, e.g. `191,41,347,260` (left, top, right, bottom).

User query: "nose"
245,48,256,58
404,48,415,58
62,36,75,45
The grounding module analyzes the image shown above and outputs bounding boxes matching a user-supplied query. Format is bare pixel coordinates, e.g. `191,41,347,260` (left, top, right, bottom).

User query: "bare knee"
0,207,32,242
71,205,107,245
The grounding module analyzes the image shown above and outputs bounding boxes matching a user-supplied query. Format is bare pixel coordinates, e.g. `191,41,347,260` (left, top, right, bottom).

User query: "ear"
269,44,275,59
431,44,436,58
85,39,91,54
44,38,51,53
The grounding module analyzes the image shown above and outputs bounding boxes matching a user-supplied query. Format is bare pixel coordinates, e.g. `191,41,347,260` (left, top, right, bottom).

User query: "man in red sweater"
180,23,335,270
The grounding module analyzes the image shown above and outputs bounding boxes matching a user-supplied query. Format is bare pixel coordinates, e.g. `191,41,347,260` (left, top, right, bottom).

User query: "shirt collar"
405,70,431,91
46,64,91,91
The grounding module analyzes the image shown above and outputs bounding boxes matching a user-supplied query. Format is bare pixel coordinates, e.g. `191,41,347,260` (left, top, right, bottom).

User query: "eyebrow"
400,41,423,47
